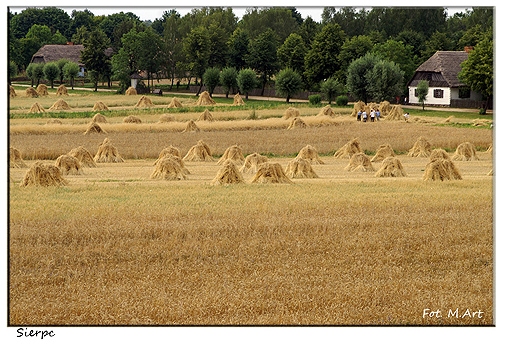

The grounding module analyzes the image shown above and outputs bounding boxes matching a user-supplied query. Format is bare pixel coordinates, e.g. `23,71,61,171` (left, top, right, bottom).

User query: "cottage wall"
408,86,451,106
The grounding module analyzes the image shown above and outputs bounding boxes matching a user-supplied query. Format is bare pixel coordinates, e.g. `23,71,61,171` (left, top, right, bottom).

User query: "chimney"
67,42,74,45
464,46,474,53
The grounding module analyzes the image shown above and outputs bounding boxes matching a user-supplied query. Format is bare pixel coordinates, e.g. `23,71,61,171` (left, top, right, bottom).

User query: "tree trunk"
286,95,290,103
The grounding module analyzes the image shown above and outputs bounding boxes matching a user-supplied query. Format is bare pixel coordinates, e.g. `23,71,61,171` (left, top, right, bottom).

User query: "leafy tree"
247,28,279,96
275,68,303,103
63,61,80,89
320,78,344,104
338,35,374,83
228,28,250,70
366,60,404,102
111,48,132,93
25,63,35,87
137,28,165,89
237,68,258,100
416,80,429,110
184,26,211,95
304,23,345,89
69,9,95,36
207,23,230,68
162,10,182,90
346,53,380,103
220,67,238,98
25,24,53,45
31,63,45,86
297,16,319,48
50,30,68,45
239,7,298,42
277,33,307,74
422,31,454,62
9,61,18,84
81,28,111,91
43,62,60,88
371,39,416,93
458,37,493,112
203,67,221,96
10,7,71,39
55,58,70,85
71,26,90,45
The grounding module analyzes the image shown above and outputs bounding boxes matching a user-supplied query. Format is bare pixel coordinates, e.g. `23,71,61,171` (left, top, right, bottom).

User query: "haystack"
20,161,67,187
45,118,62,125
452,142,479,161
183,140,214,162
195,91,216,105
251,162,293,184
135,95,154,108
182,120,200,133
158,114,175,123
10,85,16,98
317,105,336,117
10,147,27,168
92,113,107,123
423,158,462,181
125,86,137,95
49,98,71,110
371,144,395,162
285,157,319,178
123,115,142,124
296,145,324,164
385,104,404,121
150,155,187,181
239,153,269,173
217,145,244,165
93,101,109,111
68,146,97,168
350,100,366,117
374,157,406,177
93,138,124,163
334,138,362,159
211,160,245,185
287,117,307,129
155,145,182,162
283,107,300,119
345,153,375,172
56,84,68,96
429,148,450,161
408,137,432,157
84,122,107,134
55,154,82,175
154,153,190,175
29,102,45,113
198,109,214,121
167,97,183,108
379,101,391,117
36,84,48,96
25,87,38,98
233,93,245,106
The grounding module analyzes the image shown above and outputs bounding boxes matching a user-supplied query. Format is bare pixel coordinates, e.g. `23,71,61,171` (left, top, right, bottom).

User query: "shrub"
336,95,349,106
309,94,322,105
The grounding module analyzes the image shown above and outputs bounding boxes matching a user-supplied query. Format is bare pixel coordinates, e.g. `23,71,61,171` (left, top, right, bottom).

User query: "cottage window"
433,89,444,98
459,87,470,99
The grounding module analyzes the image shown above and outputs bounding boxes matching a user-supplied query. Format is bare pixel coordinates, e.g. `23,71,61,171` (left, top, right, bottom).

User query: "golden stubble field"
9,91,494,325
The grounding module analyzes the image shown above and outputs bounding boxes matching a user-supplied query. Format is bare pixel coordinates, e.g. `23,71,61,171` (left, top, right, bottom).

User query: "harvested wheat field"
123,115,142,124
8,94,495,327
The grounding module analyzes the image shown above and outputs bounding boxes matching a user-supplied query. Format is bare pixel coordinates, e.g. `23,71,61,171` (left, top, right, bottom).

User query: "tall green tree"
43,62,60,88
32,63,45,86
277,33,307,74
239,7,298,42
228,28,250,70
275,68,303,103
237,68,258,100
320,78,344,104
184,26,211,95
247,28,280,96
203,67,221,97
10,7,71,39
366,60,404,102
162,10,182,90
25,24,53,45
458,37,494,112
304,23,345,89
9,61,18,84
137,28,165,89
220,67,238,98
81,28,111,91
69,9,95,37
346,53,380,103
63,61,80,89
338,35,374,83
371,39,416,92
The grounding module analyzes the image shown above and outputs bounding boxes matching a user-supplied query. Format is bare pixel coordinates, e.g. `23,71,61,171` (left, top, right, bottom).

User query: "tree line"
9,6,494,103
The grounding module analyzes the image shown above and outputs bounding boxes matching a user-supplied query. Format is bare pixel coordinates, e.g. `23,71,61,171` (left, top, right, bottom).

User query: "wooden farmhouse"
407,49,486,108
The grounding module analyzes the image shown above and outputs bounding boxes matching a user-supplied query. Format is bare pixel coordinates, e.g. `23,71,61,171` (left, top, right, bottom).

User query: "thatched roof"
407,51,469,88
30,44,113,66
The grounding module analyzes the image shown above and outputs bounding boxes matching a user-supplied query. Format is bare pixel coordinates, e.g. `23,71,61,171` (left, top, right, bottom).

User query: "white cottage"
407,50,483,108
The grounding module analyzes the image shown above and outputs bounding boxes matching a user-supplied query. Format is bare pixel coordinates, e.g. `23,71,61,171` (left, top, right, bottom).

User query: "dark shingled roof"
408,51,469,88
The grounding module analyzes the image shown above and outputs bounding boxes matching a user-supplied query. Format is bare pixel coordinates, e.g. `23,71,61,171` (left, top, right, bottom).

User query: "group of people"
357,109,381,122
